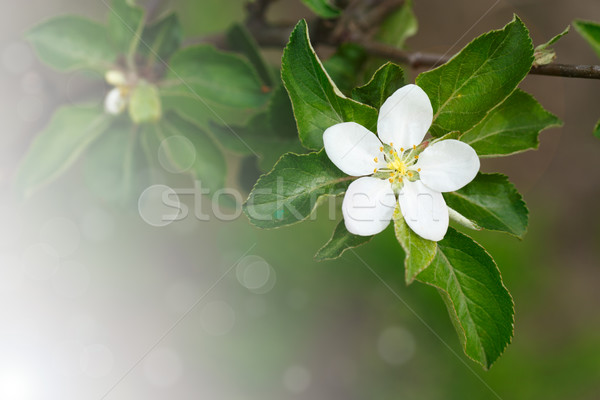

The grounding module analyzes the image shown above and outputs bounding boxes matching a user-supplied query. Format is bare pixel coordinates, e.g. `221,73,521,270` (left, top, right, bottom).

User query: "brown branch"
239,1,600,80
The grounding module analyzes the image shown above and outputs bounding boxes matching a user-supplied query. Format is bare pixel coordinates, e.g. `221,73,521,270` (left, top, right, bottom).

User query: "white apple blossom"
103,69,130,115
323,84,480,241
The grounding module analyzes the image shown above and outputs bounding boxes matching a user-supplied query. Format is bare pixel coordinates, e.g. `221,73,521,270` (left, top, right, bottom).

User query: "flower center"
373,144,421,186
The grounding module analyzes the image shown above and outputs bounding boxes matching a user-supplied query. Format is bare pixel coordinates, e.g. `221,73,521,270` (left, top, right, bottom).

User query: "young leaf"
533,26,569,67
315,220,372,261
227,23,277,87
84,121,145,205
300,0,341,19
416,16,534,137
141,13,183,61
150,112,226,193
281,20,378,150
129,82,162,124
393,208,437,284
160,45,269,109
352,63,405,110
416,228,514,369
107,0,145,56
243,150,352,228
375,0,418,49
16,105,111,198
574,20,600,58
461,89,561,157
323,43,368,94
26,15,115,72
443,173,528,238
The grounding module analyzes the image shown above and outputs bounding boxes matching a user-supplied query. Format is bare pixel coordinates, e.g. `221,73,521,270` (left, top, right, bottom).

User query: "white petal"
416,139,480,192
104,88,127,115
323,122,385,176
398,180,449,241
342,177,396,236
377,84,433,149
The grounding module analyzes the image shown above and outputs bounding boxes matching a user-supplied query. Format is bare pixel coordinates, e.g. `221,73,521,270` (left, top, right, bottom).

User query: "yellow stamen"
400,147,404,152
417,168,421,172
374,157,378,163
389,172,394,176
390,142,394,147
373,168,377,173
388,178,393,183
379,146,383,152
413,145,416,150
414,155,419,159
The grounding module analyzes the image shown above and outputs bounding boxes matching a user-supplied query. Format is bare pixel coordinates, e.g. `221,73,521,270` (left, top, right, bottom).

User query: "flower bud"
104,87,127,115
105,70,127,87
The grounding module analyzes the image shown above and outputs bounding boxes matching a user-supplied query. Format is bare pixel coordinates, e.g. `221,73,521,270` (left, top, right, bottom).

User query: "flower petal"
323,122,385,176
342,177,396,236
398,180,449,241
377,84,433,150
104,88,127,115
416,139,480,192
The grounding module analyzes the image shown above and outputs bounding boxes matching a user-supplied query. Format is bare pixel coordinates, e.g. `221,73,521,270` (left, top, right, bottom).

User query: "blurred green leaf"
281,20,378,150
300,0,341,18
161,45,269,109
376,0,418,49
393,208,437,284
141,12,183,61
416,16,534,137
443,173,528,238
149,112,226,193
16,105,111,198
227,23,276,87
315,220,372,261
417,227,514,369
533,26,569,66
84,121,145,205
574,20,600,58
594,119,600,138
129,81,162,124
352,62,405,110
461,89,561,157
267,85,298,140
244,150,351,228
26,15,115,72
107,0,145,56
323,43,368,94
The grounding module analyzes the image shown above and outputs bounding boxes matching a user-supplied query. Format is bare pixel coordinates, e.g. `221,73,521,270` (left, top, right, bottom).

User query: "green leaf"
150,112,226,193
84,121,145,205
107,0,145,56
315,220,372,261
443,173,528,238
323,43,368,94
160,45,269,109
244,150,352,228
300,0,341,18
594,119,600,139
533,26,569,66
393,207,437,284
26,15,115,72
376,0,418,49
16,105,111,198
281,20,378,150
141,12,183,61
352,62,405,110
416,228,514,369
574,20,600,58
461,89,561,157
129,81,162,124
227,23,276,87
416,16,534,137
